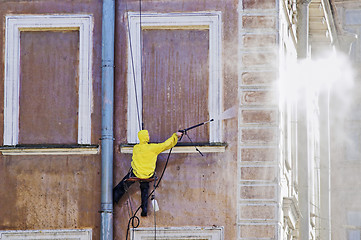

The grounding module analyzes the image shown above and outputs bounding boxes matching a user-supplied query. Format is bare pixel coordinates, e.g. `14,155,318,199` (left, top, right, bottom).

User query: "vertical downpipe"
100,0,115,240
296,0,311,240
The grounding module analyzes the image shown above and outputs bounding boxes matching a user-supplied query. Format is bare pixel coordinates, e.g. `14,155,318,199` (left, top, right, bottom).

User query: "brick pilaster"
237,0,281,239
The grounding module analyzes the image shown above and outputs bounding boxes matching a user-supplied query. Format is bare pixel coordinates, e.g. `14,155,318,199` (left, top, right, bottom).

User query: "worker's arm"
153,132,183,154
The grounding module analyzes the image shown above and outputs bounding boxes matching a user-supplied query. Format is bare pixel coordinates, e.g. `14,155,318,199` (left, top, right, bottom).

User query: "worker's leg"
139,181,150,216
113,171,134,204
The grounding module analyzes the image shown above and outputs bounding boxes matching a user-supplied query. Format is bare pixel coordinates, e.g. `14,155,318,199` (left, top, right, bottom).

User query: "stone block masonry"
242,71,277,85
241,148,277,163
239,204,277,220
242,0,276,9
242,16,276,29
237,0,280,238
240,166,276,181
241,109,277,124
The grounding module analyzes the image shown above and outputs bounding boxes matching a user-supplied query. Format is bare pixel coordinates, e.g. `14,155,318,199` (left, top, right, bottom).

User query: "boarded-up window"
19,31,79,144
142,29,209,143
126,13,222,144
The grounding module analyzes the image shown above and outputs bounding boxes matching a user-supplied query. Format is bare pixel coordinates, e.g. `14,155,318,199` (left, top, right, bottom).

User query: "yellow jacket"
131,130,178,179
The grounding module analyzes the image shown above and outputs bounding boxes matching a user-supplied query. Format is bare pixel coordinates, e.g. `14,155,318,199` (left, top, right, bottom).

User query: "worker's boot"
140,182,149,216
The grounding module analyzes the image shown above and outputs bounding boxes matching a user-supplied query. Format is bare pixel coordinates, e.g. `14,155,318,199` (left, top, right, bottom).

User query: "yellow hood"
138,130,149,144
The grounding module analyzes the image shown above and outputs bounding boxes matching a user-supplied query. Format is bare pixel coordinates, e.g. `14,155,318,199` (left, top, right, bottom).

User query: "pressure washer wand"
179,119,214,133
178,119,214,157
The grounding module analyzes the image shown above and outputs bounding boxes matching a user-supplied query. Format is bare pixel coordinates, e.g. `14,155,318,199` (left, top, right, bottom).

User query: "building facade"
0,0,356,240
329,1,361,240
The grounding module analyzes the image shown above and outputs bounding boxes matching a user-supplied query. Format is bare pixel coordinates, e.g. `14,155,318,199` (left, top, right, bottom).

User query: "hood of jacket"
138,130,149,144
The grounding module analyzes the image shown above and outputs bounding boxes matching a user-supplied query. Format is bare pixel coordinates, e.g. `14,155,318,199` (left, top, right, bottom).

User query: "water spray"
179,106,236,134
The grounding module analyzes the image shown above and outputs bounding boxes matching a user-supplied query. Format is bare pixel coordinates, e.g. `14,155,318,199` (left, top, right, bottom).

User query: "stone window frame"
130,226,224,240
126,12,223,144
0,229,92,240
3,14,93,146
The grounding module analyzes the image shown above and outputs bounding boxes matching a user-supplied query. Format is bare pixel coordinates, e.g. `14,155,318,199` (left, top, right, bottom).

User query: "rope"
125,188,134,217
123,134,200,240
125,147,173,240
154,198,157,240
125,185,138,240
123,134,200,239
139,0,144,130
153,178,157,240
184,131,204,156
125,0,142,131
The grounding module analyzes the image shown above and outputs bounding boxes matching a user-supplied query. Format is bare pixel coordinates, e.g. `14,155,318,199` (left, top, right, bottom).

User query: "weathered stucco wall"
113,0,239,239
0,155,101,230
0,0,103,145
0,1,103,239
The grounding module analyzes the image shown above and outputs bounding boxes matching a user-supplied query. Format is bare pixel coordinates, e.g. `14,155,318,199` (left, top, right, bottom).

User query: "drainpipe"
100,0,115,240
296,0,311,239
296,0,311,59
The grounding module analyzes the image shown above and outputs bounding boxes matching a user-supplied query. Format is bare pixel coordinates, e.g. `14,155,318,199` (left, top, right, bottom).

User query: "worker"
113,130,183,216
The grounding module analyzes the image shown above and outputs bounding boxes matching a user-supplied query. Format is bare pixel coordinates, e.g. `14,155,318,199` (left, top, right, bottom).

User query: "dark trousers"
113,171,150,215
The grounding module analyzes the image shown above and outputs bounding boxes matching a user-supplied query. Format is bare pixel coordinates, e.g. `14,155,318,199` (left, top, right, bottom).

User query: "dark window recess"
19,31,79,144
142,29,210,143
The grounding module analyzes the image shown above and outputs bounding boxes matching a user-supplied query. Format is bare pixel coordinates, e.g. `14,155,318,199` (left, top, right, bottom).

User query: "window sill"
0,145,99,155
120,143,227,154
